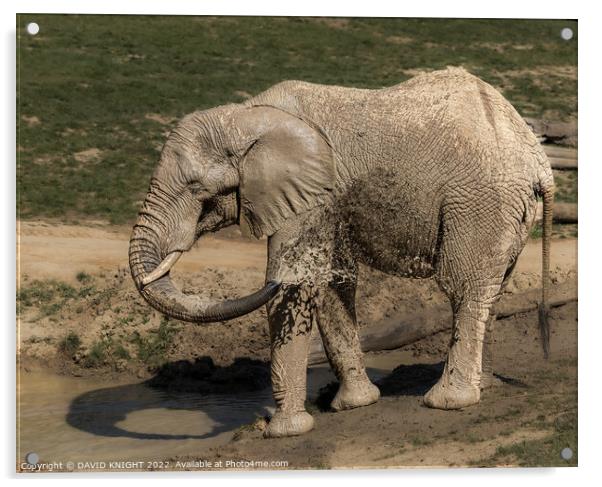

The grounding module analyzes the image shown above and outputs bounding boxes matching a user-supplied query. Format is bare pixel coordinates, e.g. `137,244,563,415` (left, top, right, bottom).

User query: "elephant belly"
340,169,440,278
349,218,438,278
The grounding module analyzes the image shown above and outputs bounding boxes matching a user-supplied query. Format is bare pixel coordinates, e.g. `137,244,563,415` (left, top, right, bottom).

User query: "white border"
3,1,600,485
5,0,581,17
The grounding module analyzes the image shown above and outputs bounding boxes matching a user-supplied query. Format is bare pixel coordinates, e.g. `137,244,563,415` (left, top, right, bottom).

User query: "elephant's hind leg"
317,277,380,411
481,258,519,390
424,294,499,409
479,312,500,390
425,213,513,409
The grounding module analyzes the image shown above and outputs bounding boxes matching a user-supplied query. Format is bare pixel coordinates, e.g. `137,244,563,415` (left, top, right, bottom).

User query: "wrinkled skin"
129,68,554,438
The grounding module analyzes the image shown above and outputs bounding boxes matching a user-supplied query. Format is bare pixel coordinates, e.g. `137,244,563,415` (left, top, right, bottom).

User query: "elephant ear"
237,106,335,238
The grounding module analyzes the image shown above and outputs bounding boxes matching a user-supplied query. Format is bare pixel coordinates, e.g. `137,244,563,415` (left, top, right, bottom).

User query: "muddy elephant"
129,67,554,438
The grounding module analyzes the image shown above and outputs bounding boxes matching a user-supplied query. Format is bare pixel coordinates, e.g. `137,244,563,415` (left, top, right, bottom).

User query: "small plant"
130,318,177,368
83,340,109,368
58,331,81,356
410,436,433,447
117,315,135,326
232,417,267,441
530,224,543,239
465,432,482,444
17,279,76,308
77,284,97,298
81,335,132,368
113,343,131,360
17,279,79,319
473,410,577,466
76,271,93,284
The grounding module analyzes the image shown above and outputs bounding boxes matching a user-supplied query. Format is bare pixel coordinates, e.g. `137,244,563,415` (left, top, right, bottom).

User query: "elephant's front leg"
264,283,317,438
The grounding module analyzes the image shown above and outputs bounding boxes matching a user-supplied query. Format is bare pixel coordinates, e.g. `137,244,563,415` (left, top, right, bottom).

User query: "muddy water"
17,349,416,468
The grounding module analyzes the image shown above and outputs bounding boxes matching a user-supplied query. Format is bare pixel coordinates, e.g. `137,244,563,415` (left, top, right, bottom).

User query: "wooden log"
543,145,577,170
525,118,577,147
543,145,577,160
308,281,576,365
548,156,578,170
495,281,576,318
536,201,577,224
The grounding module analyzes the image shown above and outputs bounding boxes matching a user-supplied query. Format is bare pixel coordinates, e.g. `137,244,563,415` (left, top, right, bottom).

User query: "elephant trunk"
128,219,280,323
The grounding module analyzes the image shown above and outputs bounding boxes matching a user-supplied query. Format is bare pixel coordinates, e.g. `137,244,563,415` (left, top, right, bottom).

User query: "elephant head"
128,103,335,322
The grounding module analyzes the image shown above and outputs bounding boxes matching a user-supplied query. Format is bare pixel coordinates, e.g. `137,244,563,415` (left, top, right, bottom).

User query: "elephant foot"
264,410,314,438
480,373,503,390
331,379,380,411
423,375,480,410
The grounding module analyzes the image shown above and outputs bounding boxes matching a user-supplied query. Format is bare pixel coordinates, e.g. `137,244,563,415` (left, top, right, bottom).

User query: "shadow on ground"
313,361,528,411
67,356,529,441
66,357,273,441
313,362,444,411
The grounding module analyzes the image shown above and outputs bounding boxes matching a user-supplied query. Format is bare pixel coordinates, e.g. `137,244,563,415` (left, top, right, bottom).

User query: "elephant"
129,67,554,438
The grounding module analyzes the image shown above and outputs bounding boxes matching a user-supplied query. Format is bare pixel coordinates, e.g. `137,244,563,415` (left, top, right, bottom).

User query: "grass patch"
58,331,81,356
76,271,93,284
17,279,77,318
130,318,177,368
16,274,120,321
17,273,179,370
112,342,131,360
82,340,109,368
530,222,577,240
554,170,578,203
464,432,483,444
18,279,76,306
17,15,577,225
476,411,577,467
410,436,434,447
81,335,132,368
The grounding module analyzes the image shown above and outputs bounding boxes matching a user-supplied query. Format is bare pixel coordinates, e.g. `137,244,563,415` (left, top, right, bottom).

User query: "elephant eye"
188,182,206,196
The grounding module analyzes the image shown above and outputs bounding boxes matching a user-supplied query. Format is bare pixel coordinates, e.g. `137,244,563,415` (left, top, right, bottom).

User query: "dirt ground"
184,302,577,469
17,221,576,375
16,221,578,468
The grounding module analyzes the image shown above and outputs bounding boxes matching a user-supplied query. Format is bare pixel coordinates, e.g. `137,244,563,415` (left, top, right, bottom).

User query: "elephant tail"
538,180,555,359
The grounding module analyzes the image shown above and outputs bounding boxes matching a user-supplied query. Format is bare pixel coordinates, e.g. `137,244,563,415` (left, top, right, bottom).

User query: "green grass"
17,273,113,320
82,335,131,368
58,331,81,356
475,411,577,467
410,436,434,447
17,278,76,306
530,222,578,240
82,340,109,368
75,271,93,284
17,16,577,225
554,170,578,203
18,274,181,370
17,278,77,318
130,318,178,368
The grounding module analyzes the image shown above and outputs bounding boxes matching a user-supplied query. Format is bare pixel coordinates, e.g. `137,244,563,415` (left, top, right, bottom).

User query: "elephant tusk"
141,251,183,286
